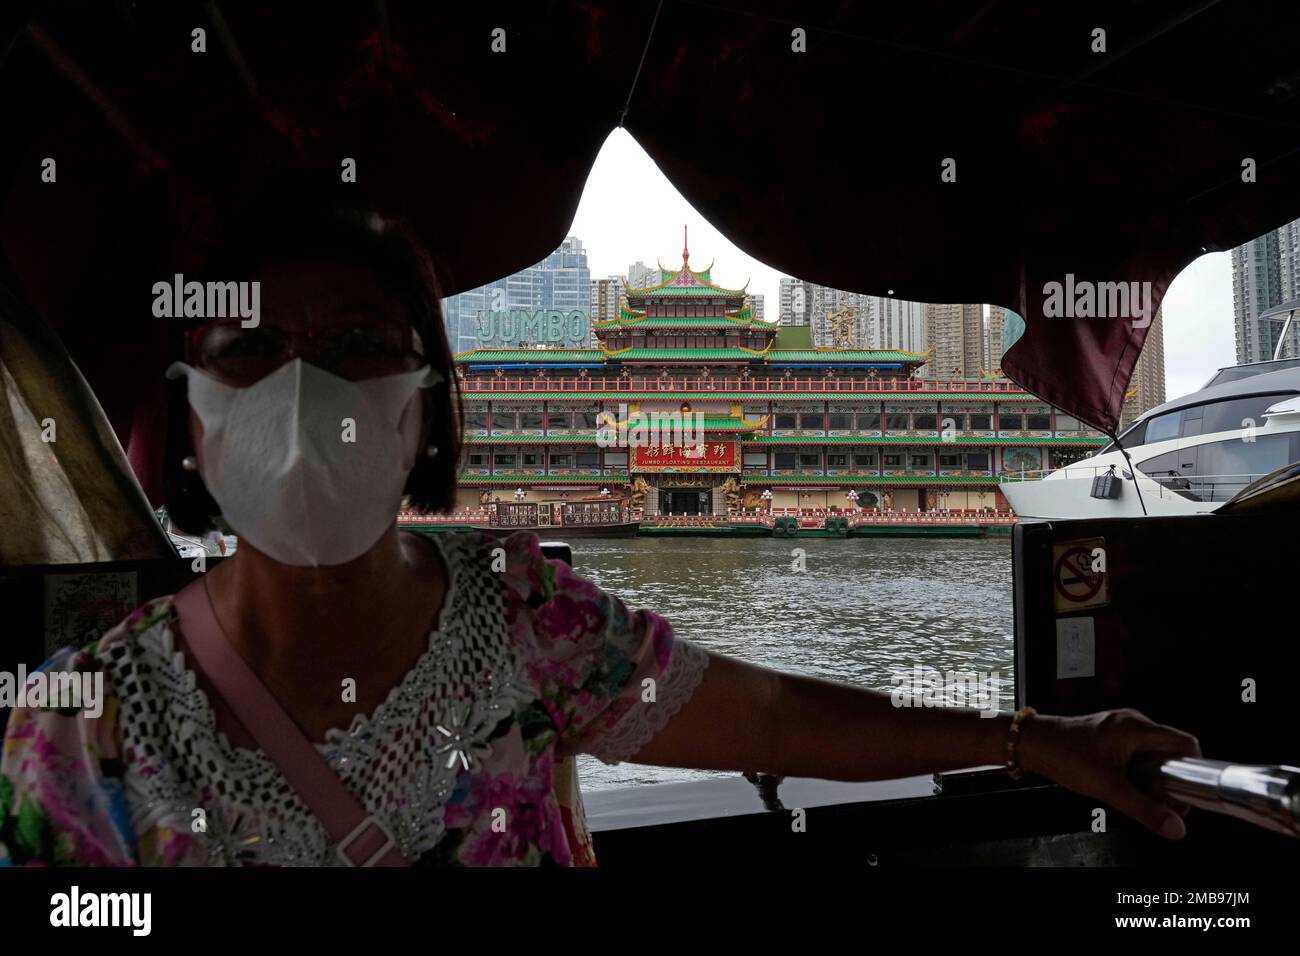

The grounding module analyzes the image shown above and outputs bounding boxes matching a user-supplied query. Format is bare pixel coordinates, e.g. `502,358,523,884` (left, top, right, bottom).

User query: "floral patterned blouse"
0,530,709,866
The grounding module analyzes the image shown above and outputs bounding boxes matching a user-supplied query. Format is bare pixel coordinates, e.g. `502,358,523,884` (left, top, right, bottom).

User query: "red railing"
459,375,1027,395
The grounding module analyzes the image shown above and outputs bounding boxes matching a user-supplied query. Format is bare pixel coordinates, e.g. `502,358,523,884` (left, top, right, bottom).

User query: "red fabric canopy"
3,0,1300,502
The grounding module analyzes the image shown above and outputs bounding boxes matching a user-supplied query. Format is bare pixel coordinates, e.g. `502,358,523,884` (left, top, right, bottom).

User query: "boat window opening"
546,410,570,429
886,413,909,430
1200,393,1294,434
1027,413,1052,430
1204,356,1300,387
911,454,931,468
549,454,574,469
970,413,993,430
575,451,600,467
853,453,876,467
520,412,544,430
774,452,796,469
774,413,798,429
576,409,601,428
940,455,961,468
828,413,851,430
884,454,902,467
966,453,990,470
827,453,848,468
913,413,937,430
1144,410,1183,444
799,453,822,469
493,453,517,468
465,409,489,431
1135,433,1299,502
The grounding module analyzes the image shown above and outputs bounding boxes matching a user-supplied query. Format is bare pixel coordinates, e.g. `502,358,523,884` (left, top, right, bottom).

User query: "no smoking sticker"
1052,537,1109,612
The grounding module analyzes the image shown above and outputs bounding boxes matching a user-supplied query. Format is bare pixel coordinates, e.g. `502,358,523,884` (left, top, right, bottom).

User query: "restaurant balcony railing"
458,375,1028,395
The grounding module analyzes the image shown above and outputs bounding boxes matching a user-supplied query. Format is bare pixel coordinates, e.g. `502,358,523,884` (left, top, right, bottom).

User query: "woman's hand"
1019,708,1202,840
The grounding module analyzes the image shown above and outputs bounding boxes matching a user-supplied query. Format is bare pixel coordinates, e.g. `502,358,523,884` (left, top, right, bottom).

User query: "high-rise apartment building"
443,237,592,351
1232,219,1300,364
626,260,658,291
1120,307,1167,429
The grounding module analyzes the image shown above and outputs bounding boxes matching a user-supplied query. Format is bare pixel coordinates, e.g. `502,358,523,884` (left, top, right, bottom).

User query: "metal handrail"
1130,755,1300,838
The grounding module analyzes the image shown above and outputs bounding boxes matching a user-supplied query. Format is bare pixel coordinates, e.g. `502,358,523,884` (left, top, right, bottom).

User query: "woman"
0,189,1198,866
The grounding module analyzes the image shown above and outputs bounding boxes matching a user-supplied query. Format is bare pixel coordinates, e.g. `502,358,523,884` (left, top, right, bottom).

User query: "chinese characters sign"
633,441,737,472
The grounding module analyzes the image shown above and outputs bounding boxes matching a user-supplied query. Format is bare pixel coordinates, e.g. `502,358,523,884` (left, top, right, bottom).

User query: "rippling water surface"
570,536,1016,791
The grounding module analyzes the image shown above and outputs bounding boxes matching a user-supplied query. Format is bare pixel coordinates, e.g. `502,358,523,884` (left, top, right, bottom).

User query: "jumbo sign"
475,309,588,343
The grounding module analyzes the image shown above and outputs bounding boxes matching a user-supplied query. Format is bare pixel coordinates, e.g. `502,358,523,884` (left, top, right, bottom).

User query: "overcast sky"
568,128,1236,404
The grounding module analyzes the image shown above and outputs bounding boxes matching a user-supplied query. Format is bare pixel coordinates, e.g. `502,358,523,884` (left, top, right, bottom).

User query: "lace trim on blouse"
581,640,711,765
102,533,523,866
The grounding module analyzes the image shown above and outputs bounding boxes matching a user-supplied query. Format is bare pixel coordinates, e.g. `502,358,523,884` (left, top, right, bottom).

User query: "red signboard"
633,441,737,472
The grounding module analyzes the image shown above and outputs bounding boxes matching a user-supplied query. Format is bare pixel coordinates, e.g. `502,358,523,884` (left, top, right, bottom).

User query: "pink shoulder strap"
172,577,409,867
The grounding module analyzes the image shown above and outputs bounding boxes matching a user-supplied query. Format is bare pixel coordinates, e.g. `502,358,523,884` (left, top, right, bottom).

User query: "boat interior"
2,0,1300,885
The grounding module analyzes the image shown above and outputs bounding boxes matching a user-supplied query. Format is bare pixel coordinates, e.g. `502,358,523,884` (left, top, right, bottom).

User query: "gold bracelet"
1005,706,1037,780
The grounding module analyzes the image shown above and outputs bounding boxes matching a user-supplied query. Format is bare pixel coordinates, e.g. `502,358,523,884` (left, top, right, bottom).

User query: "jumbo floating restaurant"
447,242,1108,532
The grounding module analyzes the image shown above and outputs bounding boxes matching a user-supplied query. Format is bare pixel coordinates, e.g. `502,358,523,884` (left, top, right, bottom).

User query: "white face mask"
166,359,440,567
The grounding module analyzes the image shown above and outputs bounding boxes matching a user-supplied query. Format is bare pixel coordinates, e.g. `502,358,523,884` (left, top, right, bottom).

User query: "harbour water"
572,536,1016,791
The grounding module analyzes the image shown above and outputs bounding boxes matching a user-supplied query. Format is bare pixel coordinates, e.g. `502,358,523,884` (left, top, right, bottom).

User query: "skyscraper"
626,260,658,291
1231,219,1300,364
1121,307,1167,429
985,306,1009,374
443,236,592,351
589,276,623,347
924,303,983,377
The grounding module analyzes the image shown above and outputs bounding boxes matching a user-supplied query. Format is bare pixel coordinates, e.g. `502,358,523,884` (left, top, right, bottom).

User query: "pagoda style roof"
767,348,930,362
593,305,773,329
740,475,1001,486
743,435,1108,446
625,259,748,298
455,346,929,365
459,391,1047,401
454,348,604,362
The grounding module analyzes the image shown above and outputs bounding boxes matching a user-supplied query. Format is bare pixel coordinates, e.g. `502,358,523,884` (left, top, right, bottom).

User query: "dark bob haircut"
163,178,462,536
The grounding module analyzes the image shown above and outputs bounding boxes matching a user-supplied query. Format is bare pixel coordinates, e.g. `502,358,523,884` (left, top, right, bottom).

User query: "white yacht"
1001,358,1300,520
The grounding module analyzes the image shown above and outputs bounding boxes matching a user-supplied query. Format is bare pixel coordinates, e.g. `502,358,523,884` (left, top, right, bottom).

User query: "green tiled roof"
458,474,623,484
456,349,602,362
742,475,999,486
604,348,768,360
457,347,926,364
594,315,770,329
464,433,1103,446
766,350,925,362
464,435,596,443
702,417,765,430
626,284,746,297
458,391,1045,402
744,435,1107,446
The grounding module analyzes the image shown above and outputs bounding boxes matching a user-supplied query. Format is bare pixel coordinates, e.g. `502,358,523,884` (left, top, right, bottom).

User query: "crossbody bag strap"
172,577,409,867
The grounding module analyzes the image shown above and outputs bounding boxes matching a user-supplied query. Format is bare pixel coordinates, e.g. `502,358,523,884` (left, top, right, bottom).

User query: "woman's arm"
632,650,1201,839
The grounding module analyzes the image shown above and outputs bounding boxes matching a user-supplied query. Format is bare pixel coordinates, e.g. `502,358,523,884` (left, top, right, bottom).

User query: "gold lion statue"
629,475,651,509
720,475,742,511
